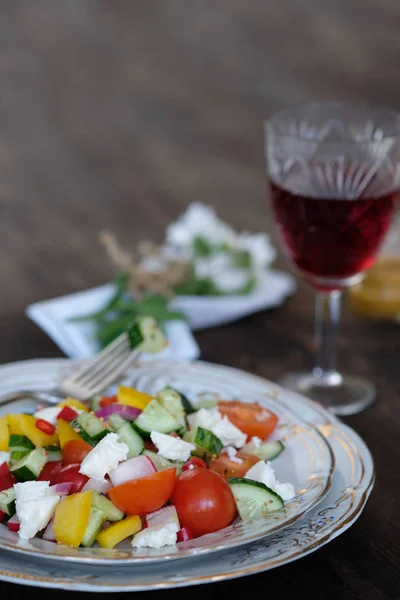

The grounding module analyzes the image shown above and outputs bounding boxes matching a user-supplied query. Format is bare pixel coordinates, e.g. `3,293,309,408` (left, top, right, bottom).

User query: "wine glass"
264,101,400,415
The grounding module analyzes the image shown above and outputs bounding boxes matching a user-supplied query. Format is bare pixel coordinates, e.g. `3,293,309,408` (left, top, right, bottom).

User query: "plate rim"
0,357,335,565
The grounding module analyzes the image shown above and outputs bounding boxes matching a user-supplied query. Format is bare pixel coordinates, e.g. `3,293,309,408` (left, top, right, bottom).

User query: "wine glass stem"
313,290,343,385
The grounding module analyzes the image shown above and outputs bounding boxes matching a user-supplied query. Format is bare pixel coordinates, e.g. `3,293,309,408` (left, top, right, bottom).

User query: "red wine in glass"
270,180,398,289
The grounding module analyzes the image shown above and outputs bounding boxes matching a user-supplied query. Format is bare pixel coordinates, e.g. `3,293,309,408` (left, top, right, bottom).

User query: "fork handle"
0,390,65,408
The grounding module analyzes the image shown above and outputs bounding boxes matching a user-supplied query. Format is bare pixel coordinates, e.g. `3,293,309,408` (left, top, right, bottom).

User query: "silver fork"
0,332,139,408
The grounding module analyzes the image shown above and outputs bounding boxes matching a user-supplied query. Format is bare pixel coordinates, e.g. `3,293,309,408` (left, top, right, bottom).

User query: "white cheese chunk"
187,407,246,448
150,432,195,462
0,451,10,465
245,461,295,501
222,446,243,463
14,481,61,540
79,433,129,482
132,522,179,548
33,406,83,426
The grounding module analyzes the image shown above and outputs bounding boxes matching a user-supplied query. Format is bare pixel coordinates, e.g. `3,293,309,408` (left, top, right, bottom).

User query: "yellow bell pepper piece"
6,413,58,447
53,491,92,548
96,514,142,549
57,397,89,412
57,418,85,449
117,386,153,410
0,417,10,451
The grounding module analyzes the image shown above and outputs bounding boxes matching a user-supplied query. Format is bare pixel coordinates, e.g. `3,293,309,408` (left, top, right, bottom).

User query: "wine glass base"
277,372,376,416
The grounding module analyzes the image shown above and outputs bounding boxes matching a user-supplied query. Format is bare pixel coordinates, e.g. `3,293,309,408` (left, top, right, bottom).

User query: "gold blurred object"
348,257,400,320
348,212,400,321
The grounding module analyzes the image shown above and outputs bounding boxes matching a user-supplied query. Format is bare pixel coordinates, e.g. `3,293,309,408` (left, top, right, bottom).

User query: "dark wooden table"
1,1,399,598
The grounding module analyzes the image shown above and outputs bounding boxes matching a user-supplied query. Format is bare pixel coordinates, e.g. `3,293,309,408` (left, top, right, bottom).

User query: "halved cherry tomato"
171,468,236,538
38,460,64,484
62,439,93,465
57,406,79,423
217,400,278,440
55,463,89,494
35,419,56,436
182,457,207,471
99,395,118,408
108,467,176,515
209,451,260,479
0,510,5,522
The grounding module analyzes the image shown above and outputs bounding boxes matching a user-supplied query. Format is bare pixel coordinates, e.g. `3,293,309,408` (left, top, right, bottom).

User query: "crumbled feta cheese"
33,407,63,425
187,407,222,431
187,408,246,448
250,436,262,448
214,268,253,293
212,416,247,448
150,432,195,462
245,461,295,501
79,433,129,482
222,446,243,463
33,406,83,425
0,451,10,465
132,523,179,548
14,481,61,540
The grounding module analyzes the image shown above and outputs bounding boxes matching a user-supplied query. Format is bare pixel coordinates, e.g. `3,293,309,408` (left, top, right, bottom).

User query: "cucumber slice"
115,422,144,458
91,491,125,521
141,450,184,475
8,435,35,462
0,487,16,516
90,394,103,413
71,413,109,445
10,449,48,482
241,440,285,461
45,449,62,462
133,400,180,438
157,388,187,433
127,316,167,354
81,507,107,548
229,477,284,520
183,427,223,461
107,413,126,431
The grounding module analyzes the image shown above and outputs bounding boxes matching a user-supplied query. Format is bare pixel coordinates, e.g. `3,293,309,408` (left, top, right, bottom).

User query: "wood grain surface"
0,1,399,598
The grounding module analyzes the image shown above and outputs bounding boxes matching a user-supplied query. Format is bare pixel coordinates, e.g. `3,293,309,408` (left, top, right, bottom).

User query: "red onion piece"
50,482,72,496
81,478,112,494
7,515,20,532
145,505,180,529
42,514,56,541
177,526,194,542
95,404,141,421
108,455,156,487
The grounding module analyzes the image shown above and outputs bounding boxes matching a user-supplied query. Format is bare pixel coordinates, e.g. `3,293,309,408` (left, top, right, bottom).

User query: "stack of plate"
0,358,374,592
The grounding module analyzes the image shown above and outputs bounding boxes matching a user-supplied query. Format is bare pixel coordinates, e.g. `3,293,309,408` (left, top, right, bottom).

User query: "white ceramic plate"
0,359,333,565
25,269,295,359
0,360,374,591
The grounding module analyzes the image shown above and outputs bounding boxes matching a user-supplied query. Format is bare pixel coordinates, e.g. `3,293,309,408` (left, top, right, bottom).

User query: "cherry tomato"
209,452,260,478
177,526,193,542
55,463,89,494
171,468,236,538
57,406,79,423
62,439,93,465
35,419,56,436
99,395,118,408
38,460,63,484
108,468,177,515
217,400,278,440
0,462,10,478
182,457,207,471
0,510,5,523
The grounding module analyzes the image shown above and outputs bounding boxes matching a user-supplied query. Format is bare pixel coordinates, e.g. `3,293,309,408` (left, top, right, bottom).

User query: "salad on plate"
0,381,295,551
